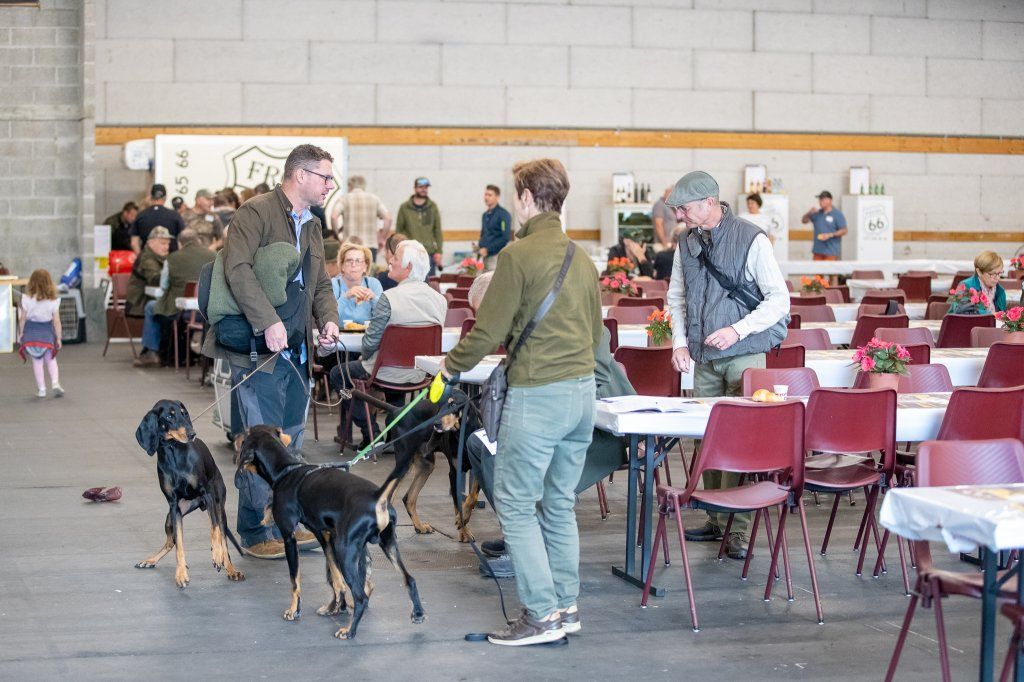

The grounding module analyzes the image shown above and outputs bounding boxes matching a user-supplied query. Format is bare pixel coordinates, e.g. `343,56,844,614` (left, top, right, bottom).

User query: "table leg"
641,433,655,580
612,434,664,595
981,547,997,682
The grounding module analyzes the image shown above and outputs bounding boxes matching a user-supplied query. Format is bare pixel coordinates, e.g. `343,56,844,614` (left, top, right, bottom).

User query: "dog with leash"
238,424,425,640
134,399,245,587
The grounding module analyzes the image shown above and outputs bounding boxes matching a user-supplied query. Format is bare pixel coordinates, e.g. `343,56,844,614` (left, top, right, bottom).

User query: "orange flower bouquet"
800,275,829,294
645,309,672,345
459,257,485,276
606,257,633,275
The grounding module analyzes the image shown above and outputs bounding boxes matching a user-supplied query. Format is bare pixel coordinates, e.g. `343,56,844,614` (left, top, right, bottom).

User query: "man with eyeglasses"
206,144,341,560
665,171,790,561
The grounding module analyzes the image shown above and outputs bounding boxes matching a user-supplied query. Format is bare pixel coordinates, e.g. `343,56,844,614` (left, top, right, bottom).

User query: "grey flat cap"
665,171,720,207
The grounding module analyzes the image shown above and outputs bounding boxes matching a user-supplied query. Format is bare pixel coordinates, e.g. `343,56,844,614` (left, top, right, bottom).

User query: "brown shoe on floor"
488,610,565,647
294,529,320,550
726,533,749,561
244,540,286,559
132,351,160,368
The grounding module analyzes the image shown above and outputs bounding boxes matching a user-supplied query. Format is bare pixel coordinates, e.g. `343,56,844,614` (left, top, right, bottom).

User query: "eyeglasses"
304,168,334,185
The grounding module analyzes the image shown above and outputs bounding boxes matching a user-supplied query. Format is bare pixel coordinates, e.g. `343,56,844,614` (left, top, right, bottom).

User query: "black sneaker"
559,605,581,634
481,538,506,558
479,554,515,579
487,611,564,647
684,521,723,542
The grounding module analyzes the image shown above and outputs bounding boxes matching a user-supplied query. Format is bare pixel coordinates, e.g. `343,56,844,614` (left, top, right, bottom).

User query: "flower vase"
602,292,635,306
860,372,901,391
1000,331,1024,344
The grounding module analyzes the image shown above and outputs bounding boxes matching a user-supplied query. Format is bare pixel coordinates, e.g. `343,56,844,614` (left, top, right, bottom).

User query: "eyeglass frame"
303,167,335,185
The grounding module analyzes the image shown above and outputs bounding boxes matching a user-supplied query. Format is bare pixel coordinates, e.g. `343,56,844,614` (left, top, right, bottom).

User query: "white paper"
598,395,709,414
472,428,498,456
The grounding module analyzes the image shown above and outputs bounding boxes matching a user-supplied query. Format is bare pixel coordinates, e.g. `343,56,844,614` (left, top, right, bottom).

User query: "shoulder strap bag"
696,238,764,312
480,241,576,441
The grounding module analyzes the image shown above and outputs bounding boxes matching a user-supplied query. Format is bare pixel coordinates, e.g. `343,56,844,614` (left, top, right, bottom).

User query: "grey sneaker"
479,554,515,579
52,384,64,398
559,605,581,634
487,610,564,647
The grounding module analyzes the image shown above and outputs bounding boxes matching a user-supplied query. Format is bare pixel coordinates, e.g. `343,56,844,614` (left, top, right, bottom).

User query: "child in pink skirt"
18,269,64,398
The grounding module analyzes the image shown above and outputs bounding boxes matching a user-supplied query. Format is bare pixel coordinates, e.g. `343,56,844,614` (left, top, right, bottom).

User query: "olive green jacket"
395,197,443,254
446,212,603,387
154,243,216,317
126,246,165,316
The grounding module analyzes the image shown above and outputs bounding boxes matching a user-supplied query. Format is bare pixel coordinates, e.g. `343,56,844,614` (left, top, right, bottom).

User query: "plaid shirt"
335,188,387,246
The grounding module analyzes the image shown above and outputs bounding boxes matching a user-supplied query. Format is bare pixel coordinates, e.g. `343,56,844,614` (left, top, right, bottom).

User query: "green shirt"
445,212,603,387
395,196,443,254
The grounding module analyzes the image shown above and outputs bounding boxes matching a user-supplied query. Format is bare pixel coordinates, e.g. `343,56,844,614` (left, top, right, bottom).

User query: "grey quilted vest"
680,202,788,364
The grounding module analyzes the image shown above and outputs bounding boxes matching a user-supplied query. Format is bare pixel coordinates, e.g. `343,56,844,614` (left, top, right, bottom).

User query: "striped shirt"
333,188,388,246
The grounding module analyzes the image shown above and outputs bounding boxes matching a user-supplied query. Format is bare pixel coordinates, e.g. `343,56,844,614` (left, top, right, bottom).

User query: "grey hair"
348,175,366,190
398,239,430,282
468,271,494,310
177,227,200,248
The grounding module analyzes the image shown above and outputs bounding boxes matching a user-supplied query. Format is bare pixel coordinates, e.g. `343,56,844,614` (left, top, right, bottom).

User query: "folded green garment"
207,242,300,326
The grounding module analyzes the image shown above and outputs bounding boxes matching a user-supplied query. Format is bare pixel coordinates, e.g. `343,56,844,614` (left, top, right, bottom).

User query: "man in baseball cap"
396,176,444,274
183,188,224,241
801,189,847,264
130,184,185,254
665,170,790,560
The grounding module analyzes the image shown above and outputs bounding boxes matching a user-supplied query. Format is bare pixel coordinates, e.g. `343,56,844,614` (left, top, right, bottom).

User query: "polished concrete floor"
0,344,995,680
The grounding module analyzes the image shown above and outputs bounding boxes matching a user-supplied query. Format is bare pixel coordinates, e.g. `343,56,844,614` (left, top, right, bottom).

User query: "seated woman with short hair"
331,242,383,324
958,250,1008,313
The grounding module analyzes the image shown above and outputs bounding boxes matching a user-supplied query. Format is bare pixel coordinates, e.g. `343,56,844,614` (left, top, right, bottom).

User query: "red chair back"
444,307,474,328
603,317,619,353
110,273,131,307
183,281,199,297
972,327,1024,348
1000,278,1023,291
852,270,884,279
447,287,471,301
785,279,794,292
950,271,973,290
607,306,657,325
899,343,931,365
857,302,906,318
766,344,805,369
896,363,953,394
896,275,932,302
368,324,442,384
641,280,668,298
936,386,1024,441
791,295,826,307
793,305,835,322
833,285,851,303
977,342,1024,388
613,346,680,397
787,313,801,329
850,314,908,349
742,367,820,397
875,326,935,348
427,280,441,293
937,313,995,348
617,296,664,309
784,328,832,350
456,275,476,288
820,289,844,304
447,299,473,311
917,439,1024,488
689,401,805,490
460,317,475,340
439,273,458,284
861,290,907,306
805,388,897,476
926,301,951,320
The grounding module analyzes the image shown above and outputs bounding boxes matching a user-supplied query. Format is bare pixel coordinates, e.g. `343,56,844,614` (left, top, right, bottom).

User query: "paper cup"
773,384,789,399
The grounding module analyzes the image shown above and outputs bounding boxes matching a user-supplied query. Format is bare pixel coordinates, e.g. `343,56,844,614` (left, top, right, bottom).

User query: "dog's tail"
223,522,244,556
373,479,400,531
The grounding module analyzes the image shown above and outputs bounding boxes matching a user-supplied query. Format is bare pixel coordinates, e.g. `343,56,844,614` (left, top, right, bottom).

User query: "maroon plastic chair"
850,314,909,349
791,294,826,307
1000,278,1023,291
640,280,668,298
617,296,664,309
102,273,140,358
607,306,657,325
641,400,822,630
447,298,473,311
972,327,1024,348
427,280,441,293
936,313,995,348
455,275,476,288
613,346,680,398
793,305,836,322
927,293,948,305
977,342,1024,388
896,363,953,394
444,307,474,328
885,438,1024,682
875,326,935,348
787,313,801,330
833,284,851,303
603,317,619,353
897,343,931,366
742,367,820,397
784,327,832,350
926,301,951,320
896,275,933,302
459,317,475,340
765,344,805,369
862,290,907,307
446,286,471,301
438,273,458,284
804,388,898,579
821,289,844,304
785,279,793,292
936,386,1024,441
950,270,973,290
857,302,907,318
852,269,885,279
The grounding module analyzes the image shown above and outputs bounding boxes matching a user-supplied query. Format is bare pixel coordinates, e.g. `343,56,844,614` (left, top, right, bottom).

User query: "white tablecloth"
594,392,948,443
176,296,199,311
804,348,986,387
802,320,942,346
824,302,926,322
778,260,973,277
880,484,1024,553
145,286,164,298
847,278,952,302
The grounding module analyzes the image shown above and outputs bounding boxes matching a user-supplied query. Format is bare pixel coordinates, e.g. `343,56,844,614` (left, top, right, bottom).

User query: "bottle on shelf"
765,178,773,194
880,183,885,195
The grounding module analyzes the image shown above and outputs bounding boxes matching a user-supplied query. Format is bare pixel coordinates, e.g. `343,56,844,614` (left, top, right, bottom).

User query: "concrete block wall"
1,0,90,280
78,0,1024,264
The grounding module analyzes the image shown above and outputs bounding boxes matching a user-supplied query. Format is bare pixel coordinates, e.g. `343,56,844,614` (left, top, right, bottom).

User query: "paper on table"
599,395,711,414
473,428,498,456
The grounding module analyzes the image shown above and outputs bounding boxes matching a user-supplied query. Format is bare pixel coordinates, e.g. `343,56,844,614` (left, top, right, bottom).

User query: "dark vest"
155,243,216,317
680,203,788,364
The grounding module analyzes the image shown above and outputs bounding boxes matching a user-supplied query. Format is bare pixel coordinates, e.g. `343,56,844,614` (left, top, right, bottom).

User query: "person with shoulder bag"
440,159,603,647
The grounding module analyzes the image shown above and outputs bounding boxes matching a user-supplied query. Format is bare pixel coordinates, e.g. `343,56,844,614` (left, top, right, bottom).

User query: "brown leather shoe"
132,351,160,368
726,533,749,561
244,540,286,559
294,529,319,550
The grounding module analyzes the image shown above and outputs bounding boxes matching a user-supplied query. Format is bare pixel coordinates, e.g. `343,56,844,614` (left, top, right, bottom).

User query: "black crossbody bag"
480,241,576,441
696,238,764,312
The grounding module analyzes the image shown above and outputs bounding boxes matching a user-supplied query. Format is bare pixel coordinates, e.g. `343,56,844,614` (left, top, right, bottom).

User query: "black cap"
151,183,167,200
816,190,833,200
171,196,184,210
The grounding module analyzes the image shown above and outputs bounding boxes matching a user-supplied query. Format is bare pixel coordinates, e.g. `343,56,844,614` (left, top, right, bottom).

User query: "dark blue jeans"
230,353,309,546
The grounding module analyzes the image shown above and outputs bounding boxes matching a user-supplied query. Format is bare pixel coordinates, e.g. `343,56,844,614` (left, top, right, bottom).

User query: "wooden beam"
444,229,599,241
789,229,1023,242
95,125,1024,155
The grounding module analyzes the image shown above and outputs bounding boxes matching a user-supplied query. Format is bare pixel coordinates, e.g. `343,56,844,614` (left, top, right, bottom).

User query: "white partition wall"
737,194,788,261
841,195,894,262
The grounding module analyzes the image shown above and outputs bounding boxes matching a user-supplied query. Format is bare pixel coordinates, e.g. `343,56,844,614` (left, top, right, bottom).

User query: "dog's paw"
135,560,157,569
413,523,434,534
334,626,352,640
317,603,342,617
458,528,475,543
411,611,426,625
227,569,245,582
282,608,300,621
174,568,190,588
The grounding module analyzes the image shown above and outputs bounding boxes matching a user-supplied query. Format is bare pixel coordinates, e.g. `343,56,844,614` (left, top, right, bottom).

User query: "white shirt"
20,294,60,322
668,232,790,350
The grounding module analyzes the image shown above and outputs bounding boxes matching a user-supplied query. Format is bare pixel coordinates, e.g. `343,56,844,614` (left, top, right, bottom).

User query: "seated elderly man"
135,228,218,368
126,226,171,360
330,239,447,447
462,275,635,577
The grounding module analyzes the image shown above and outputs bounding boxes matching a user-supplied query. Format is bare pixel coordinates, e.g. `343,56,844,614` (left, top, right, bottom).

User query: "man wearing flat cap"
665,171,790,560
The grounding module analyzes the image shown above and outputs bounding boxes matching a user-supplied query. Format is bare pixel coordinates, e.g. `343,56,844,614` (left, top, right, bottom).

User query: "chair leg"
895,532,911,596
797,501,824,624
932,588,953,682
884,591,921,681
596,480,609,520
856,486,884,577
999,621,1021,682
173,319,180,370
672,499,700,631
641,502,667,608
764,505,790,602
820,492,842,555
853,486,871,552
717,514,735,560
185,329,192,381
741,509,761,580
119,313,137,358
311,392,319,442
675,440,690,486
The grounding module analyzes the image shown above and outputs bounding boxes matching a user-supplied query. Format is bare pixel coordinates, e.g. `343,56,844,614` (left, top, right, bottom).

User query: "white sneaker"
52,385,64,398
36,388,46,398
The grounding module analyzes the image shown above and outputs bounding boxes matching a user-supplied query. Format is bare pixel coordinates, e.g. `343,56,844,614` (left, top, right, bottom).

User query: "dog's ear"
135,410,161,456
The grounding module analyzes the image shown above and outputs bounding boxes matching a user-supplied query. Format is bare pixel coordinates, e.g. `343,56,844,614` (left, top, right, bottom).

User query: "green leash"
348,387,429,466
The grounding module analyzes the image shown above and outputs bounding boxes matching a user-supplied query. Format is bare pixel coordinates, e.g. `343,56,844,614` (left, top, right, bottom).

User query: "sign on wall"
153,135,348,217
841,194,894,261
